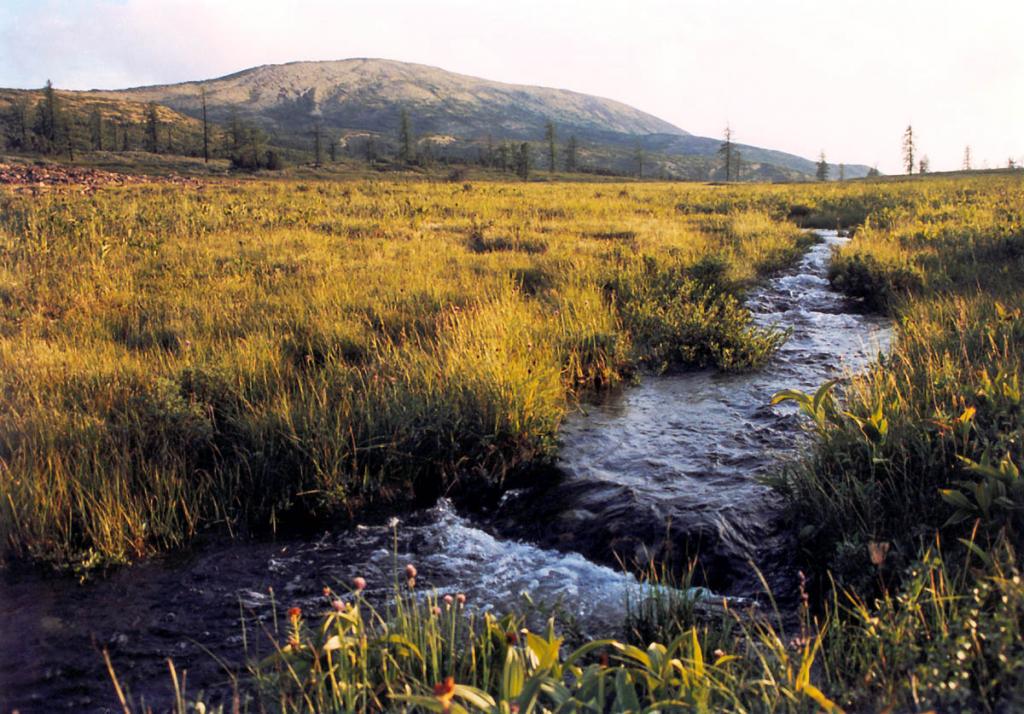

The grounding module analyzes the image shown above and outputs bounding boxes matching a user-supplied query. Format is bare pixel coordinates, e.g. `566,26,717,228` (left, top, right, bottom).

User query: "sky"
1,0,1021,173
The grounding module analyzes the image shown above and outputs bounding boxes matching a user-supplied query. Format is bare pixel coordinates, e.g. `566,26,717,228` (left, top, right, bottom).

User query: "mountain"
88,58,869,179
90,59,684,143
65,59,868,179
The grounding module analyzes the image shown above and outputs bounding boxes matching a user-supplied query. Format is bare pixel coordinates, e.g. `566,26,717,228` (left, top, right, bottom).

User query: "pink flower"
353,576,367,592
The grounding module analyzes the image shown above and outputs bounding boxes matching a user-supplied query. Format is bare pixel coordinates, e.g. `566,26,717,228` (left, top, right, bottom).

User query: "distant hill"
85,59,869,180
1,60,871,180
90,59,686,144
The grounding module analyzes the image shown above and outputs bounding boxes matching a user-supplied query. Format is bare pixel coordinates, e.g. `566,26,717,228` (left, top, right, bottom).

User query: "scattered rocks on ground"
0,162,204,193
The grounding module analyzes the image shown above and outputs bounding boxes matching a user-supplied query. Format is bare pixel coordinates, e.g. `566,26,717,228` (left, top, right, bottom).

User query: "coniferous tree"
497,142,511,172
200,86,210,162
545,120,556,172
516,142,531,180
313,121,323,168
398,108,413,164
484,134,494,167
733,149,743,181
838,163,846,181
365,135,377,164
816,151,829,181
62,111,74,161
902,125,915,174
419,139,434,167
89,109,103,151
144,102,160,153
718,124,734,181
34,80,62,153
634,141,645,178
919,156,930,174
565,135,578,172
867,166,881,177
329,136,337,162
5,95,32,150
227,111,243,159
962,145,972,171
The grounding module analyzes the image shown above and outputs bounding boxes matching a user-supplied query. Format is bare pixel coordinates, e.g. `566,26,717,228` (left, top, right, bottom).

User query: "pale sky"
1,0,1022,173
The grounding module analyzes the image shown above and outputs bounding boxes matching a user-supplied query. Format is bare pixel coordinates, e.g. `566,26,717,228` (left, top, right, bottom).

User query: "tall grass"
0,180,810,568
10,172,1024,711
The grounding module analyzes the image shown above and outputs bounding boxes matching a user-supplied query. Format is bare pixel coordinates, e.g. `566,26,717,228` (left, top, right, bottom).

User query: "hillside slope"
91,58,685,143
0,88,208,155
88,59,869,179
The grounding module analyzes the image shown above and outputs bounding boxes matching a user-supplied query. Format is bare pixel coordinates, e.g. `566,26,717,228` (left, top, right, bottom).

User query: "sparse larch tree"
313,121,323,168
902,125,915,174
545,120,556,173
516,142,531,180
634,141,645,178
89,109,103,151
200,86,210,162
718,124,734,181
398,108,413,164
963,145,972,171
816,151,829,181
838,163,846,181
919,155,930,174
34,79,62,153
565,135,578,172
4,95,32,150
483,134,495,167
144,102,160,153
497,142,511,172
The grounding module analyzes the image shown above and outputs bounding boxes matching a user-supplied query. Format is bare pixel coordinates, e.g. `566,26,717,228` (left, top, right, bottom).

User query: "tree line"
11,82,873,180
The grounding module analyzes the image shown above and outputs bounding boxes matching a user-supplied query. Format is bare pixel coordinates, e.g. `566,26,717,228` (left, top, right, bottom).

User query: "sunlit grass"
0,179,812,568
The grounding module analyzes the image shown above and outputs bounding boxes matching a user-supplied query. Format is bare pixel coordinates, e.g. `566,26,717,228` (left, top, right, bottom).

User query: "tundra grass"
8,172,1024,712
0,179,809,569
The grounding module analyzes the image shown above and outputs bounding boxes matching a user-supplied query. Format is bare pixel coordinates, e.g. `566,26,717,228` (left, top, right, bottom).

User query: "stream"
0,231,891,713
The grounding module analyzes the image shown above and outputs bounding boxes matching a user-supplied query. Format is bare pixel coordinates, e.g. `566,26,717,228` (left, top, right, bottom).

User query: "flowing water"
0,231,890,712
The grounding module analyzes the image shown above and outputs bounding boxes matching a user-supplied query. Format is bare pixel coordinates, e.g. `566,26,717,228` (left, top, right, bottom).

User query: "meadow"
2,170,1023,711
0,177,814,569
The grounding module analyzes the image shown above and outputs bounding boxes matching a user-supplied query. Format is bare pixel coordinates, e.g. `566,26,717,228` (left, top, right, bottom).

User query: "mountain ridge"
10,58,870,179
90,58,689,142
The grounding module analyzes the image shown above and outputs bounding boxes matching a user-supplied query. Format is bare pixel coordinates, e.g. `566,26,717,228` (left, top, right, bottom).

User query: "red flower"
433,676,456,711
288,606,302,620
